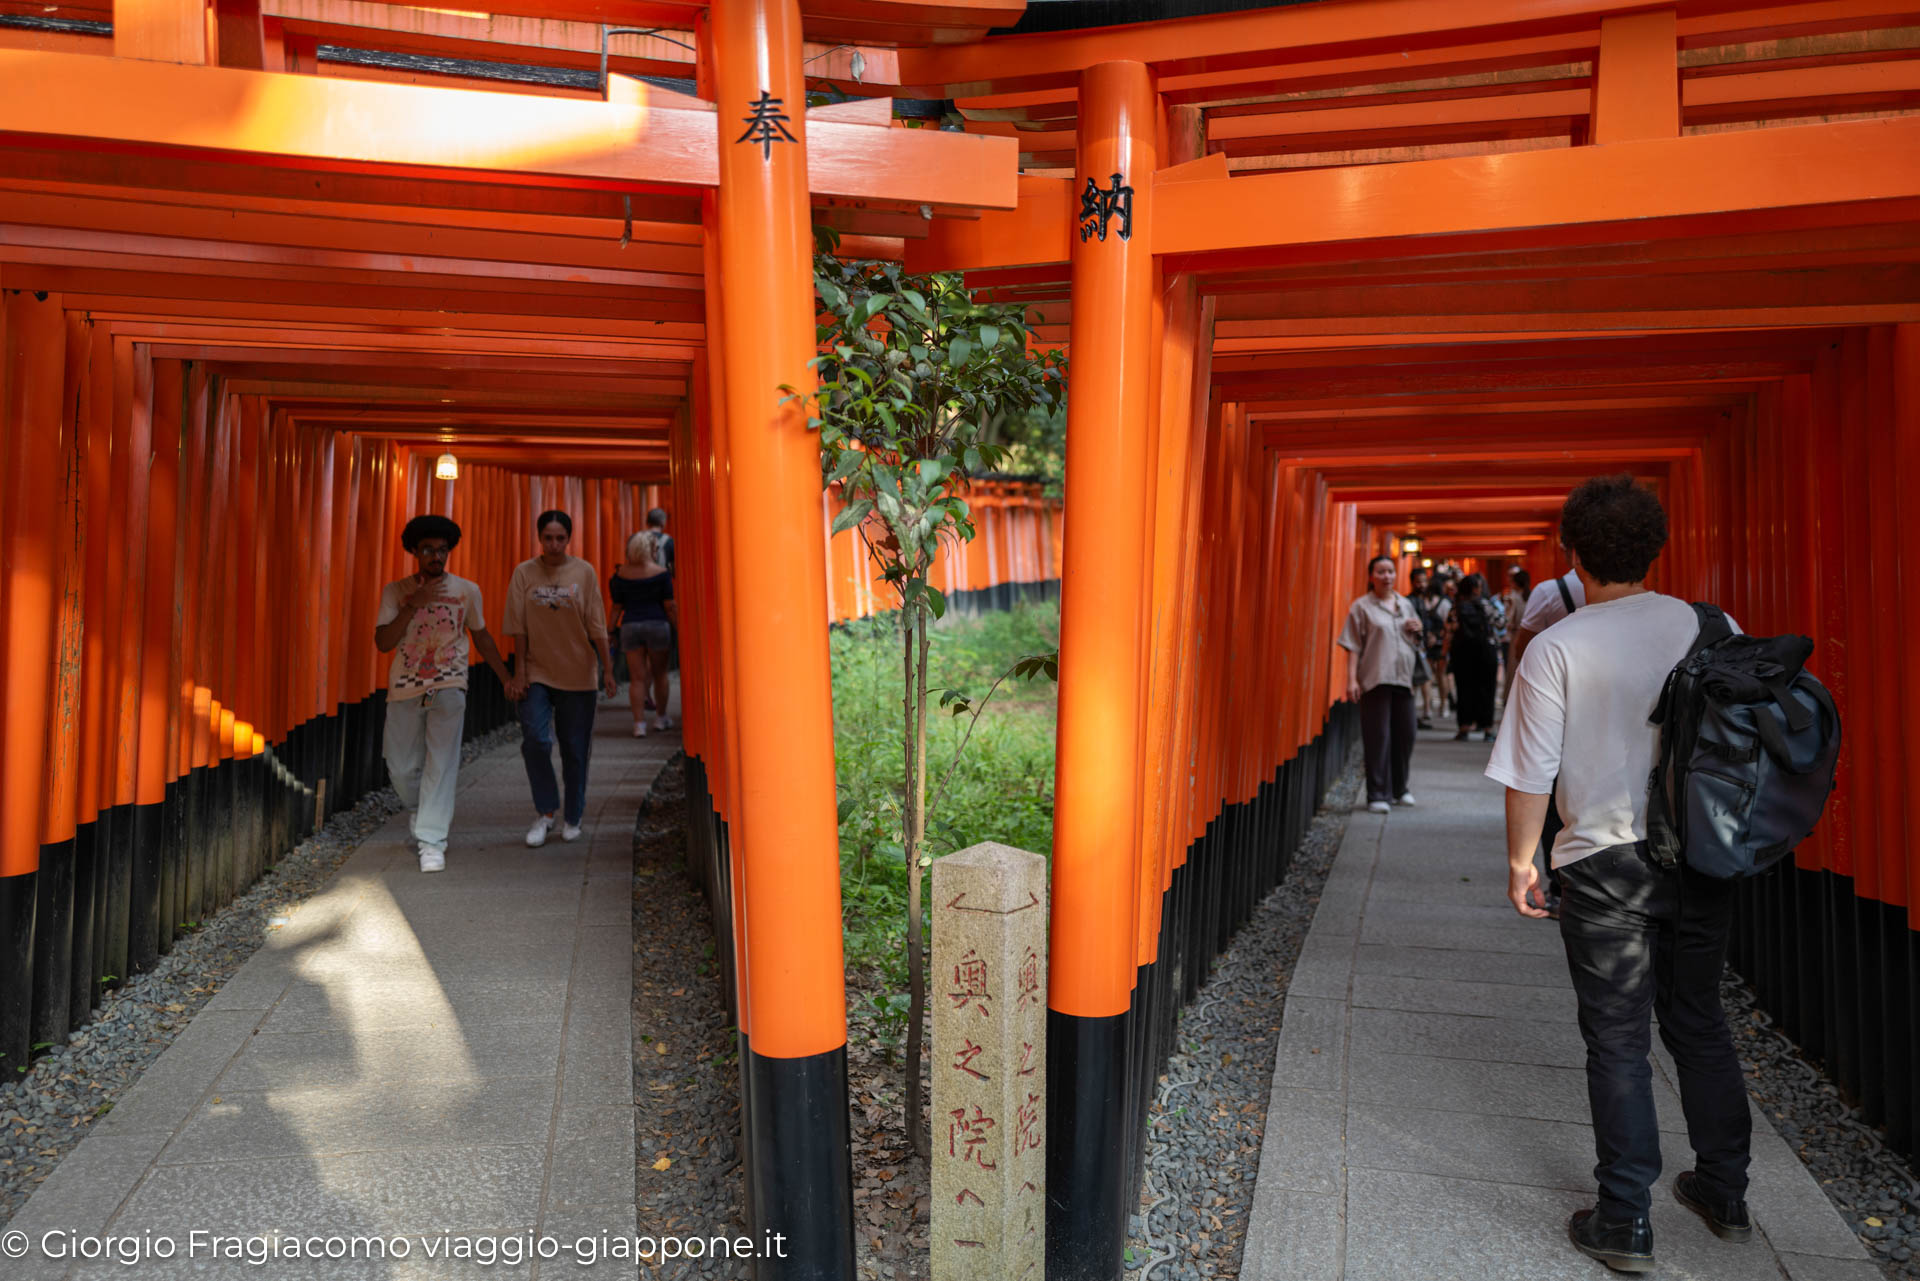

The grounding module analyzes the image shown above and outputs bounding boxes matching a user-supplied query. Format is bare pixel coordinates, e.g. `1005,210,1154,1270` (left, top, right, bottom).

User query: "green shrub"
833,600,1058,979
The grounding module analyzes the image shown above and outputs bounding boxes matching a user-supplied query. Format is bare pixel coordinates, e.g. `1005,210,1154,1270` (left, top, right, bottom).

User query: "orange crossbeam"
0,50,1019,210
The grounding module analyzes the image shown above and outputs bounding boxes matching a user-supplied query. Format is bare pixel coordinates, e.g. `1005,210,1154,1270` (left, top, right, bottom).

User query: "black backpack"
1646,604,1841,879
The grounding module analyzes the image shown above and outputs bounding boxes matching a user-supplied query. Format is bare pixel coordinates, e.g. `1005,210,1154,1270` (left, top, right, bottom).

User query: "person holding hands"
374,515,513,873
503,509,619,847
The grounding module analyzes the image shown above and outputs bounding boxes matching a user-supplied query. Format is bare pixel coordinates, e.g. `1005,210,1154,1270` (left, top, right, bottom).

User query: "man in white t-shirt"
1486,476,1752,1273
1510,565,1586,669
374,515,514,873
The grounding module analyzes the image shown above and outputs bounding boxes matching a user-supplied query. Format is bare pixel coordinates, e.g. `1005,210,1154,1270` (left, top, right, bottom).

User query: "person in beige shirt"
503,509,617,847
1336,554,1426,813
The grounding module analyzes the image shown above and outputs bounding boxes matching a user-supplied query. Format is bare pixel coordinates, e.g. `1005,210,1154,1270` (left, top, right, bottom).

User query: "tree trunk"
904,604,930,1157
907,608,932,1157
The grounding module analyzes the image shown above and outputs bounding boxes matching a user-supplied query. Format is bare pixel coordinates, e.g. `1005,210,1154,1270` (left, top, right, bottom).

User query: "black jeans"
1358,683,1416,802
1558,843,1750,1220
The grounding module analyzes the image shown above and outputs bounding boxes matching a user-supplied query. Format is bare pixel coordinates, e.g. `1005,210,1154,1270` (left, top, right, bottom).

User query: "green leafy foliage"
832,603,1059,979
804,235,1066,1154
800,232,1067,580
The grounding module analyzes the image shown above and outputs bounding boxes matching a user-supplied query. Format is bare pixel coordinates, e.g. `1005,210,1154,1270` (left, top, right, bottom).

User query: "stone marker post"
931,841,1046,1281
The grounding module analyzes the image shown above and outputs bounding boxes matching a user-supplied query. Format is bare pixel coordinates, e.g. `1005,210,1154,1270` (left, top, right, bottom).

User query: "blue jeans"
1558,843,1750,1220
519,683,596,825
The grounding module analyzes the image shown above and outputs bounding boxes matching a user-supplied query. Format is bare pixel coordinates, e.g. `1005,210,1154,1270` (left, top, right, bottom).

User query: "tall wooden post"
707,0,854,1273
1049,59,1157,1281
0,285,67,1070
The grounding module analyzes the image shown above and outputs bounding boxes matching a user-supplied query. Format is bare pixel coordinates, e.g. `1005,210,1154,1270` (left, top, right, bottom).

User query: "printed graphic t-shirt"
503,556,607,691
376,573,485,700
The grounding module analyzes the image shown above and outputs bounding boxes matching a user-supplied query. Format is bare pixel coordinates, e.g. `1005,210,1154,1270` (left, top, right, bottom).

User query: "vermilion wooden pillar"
706,0,853,1272
1050,58,1157,1281
0,286,67,1069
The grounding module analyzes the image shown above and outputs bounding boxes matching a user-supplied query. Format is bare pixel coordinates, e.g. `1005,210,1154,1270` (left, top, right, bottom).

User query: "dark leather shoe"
1675,1171,1754,1242
1568,1208,1655,1273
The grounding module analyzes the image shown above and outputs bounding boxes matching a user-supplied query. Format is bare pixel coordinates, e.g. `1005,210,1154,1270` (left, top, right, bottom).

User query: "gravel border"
1727,974,1920,1278
1124,757,1363,1280
0,719,519,1225
628,757,750,1279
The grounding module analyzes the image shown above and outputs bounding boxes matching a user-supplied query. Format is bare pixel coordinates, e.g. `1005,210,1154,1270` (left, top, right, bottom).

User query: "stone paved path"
1244,730,1881,1281
6,698,671,1280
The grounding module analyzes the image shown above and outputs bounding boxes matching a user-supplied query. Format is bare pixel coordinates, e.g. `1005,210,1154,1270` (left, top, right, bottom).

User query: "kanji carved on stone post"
931,842,1047,1281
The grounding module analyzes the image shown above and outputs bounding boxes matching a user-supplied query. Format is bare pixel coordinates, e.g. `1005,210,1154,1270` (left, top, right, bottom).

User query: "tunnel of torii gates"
3,0,1920,1272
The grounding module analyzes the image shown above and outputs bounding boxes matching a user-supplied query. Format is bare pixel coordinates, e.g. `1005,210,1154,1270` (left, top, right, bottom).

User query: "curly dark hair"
400,514,461,552
1560,474,1667,584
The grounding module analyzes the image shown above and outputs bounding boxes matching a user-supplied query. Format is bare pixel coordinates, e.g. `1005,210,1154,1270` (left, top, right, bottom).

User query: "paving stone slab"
1254,1090,1346,1196
1269,996,1347,1093
1345,1167,1785,1281
1744,1131,1877,1261
87,1012,265,1139
2,1132,172,1264
1353,943,1571,989
214,1019,563,1092
1348,1006,1588,1069
159,1074,558,1162
1344,1052,1691,1133
544,1133,637,1210
1348,973,1574,1023
110,1144,548,1236
1777,1253,1887,1280
1241,1188,1342,1281
257,978,572,1036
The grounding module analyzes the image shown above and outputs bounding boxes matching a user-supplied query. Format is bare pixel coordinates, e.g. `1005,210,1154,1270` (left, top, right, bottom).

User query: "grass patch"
833,600,1059,988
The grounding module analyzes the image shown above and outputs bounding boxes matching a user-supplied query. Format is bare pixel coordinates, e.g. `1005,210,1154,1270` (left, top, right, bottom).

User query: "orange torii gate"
5,0,1920,1277
898,2,1920,1276
0,0,1018,1272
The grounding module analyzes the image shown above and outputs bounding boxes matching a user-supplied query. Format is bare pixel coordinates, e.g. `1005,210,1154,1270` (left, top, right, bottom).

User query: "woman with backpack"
1447,572,1501,741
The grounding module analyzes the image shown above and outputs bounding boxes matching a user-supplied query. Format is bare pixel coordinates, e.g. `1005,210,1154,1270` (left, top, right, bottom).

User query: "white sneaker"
418,846,446,873
526,815,555,848
1367,800,1391,814
633,722,647,738
561,823,583,843
652,716,673,732
1394,793,1417,807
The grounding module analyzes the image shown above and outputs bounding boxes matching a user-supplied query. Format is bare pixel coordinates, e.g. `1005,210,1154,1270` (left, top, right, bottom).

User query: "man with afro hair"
1488,475,1752,1273
374,514,513,872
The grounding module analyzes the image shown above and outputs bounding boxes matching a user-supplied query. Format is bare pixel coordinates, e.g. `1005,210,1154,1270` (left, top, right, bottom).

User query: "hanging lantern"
435,451,460,480
1400,532,1423,556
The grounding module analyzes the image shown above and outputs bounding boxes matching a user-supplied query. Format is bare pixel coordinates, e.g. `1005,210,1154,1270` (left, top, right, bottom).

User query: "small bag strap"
1555,576,1576,614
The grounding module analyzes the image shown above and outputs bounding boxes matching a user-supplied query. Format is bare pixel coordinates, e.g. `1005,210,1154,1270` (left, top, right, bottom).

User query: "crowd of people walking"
1340,554,1537,812
373,505,679,873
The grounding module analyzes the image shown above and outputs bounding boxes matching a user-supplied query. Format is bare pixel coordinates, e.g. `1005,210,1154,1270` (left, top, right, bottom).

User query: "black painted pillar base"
103,801,132,983
128,798,163,971
30,836,75,1047
743,1040,853,1280
72,818,99,1026
0,871,35,1075
1047,1008,1129,1281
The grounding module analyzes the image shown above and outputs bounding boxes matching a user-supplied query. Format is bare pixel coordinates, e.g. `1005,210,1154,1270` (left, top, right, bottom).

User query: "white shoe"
652,716,673,731
1394,793,1417,807
633,722,647,738
1367,801,1391,814
561,823,583,843
526,815,555,848
418,846,446,873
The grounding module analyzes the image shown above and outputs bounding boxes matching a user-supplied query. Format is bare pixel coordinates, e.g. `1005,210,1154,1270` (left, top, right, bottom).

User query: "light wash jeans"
383,687,468,855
